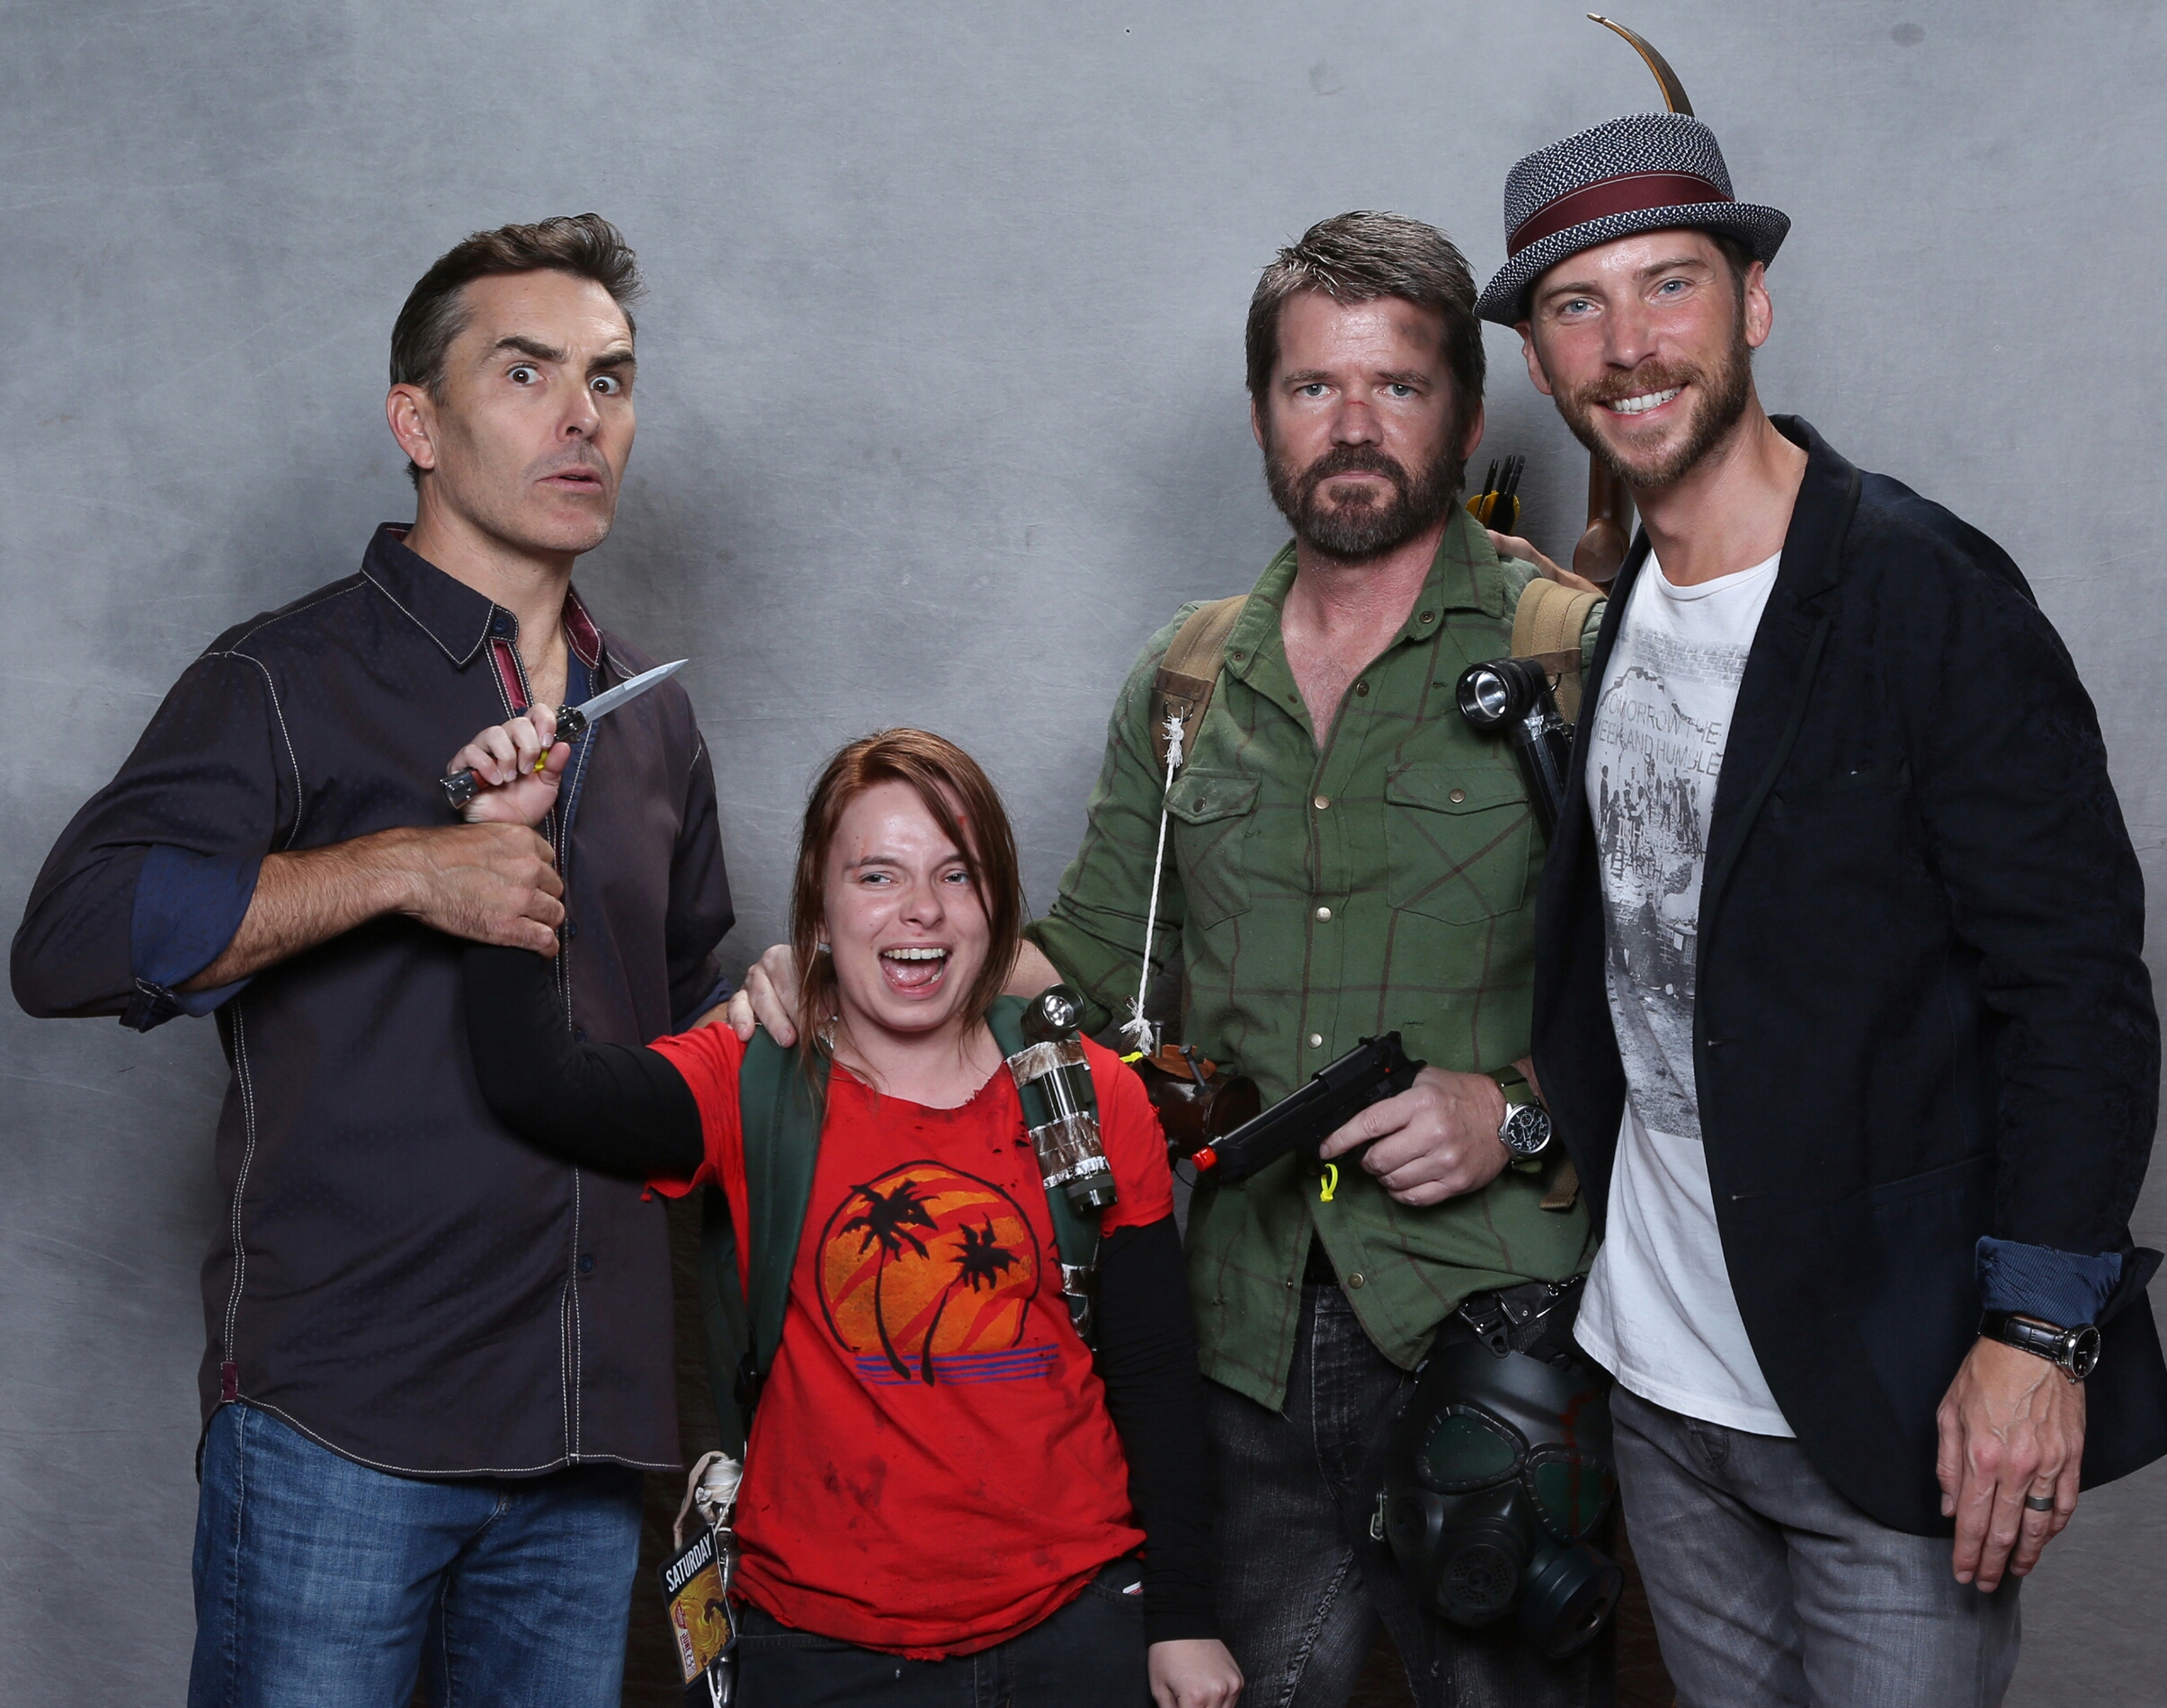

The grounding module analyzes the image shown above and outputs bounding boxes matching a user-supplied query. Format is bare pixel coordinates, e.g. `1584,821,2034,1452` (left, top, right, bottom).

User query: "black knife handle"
437,706,587,812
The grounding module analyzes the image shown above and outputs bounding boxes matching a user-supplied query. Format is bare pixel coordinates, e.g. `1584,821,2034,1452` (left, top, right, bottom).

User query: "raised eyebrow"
489,334,566,364
588,347,637,375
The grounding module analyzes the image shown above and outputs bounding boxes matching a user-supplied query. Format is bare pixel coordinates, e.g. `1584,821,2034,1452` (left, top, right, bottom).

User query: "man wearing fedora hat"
1481,111,2167,1703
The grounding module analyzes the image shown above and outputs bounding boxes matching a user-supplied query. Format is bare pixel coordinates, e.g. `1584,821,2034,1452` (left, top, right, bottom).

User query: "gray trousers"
1208,1284,1608,1708
1611,1387,2020,1706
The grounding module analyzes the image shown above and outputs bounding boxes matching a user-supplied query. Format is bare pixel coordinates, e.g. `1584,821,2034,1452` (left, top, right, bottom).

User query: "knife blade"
439,658,689,810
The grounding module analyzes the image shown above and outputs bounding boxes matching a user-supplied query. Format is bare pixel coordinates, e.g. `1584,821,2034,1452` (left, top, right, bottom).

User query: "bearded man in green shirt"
732,212,1601,1708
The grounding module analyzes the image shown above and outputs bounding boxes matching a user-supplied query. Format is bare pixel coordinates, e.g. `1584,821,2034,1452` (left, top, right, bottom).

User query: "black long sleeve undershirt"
462,944,1218,1644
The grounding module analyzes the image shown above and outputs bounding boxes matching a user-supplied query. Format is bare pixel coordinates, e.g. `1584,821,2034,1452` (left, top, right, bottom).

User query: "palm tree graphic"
840,1177,940,1379
919,1221,1020,1384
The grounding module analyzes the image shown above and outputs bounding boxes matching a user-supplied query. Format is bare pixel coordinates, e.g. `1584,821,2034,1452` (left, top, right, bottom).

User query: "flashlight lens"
1469,672,1511,720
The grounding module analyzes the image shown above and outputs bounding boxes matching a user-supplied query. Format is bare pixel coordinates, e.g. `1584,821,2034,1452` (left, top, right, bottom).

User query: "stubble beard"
1263,431,1465,565
1556,319,1753,493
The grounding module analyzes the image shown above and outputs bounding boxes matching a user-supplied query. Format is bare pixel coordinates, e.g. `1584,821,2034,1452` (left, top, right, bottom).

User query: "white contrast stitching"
239,1400,676,1477
221,1005,261,1362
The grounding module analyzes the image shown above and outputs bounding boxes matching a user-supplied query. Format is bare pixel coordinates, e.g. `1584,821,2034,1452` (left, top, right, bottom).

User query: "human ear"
1742,262,1775,351
387,385,440,474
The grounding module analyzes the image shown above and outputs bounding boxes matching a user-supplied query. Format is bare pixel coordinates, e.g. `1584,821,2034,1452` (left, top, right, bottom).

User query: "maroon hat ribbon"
1508,171,1731,256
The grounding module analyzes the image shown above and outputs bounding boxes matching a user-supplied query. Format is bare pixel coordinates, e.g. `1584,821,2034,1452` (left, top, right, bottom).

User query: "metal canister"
1005,985,1119,1214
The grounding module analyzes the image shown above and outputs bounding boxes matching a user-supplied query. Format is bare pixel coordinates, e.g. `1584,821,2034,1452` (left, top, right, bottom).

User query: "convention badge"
659,1521,736,1695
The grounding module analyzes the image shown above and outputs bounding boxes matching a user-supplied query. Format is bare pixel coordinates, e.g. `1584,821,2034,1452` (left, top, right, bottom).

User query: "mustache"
1574,360,1701,409
1297,444,1413,497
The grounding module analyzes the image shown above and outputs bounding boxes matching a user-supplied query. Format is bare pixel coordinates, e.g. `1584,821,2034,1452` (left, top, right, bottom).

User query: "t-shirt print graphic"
1588,625,1752,1142
817,1161,1057,1386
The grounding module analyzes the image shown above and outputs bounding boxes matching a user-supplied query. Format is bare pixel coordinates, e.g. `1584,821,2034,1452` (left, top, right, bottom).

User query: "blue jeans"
731,1556,1148,1704
1610,1387,2020,1707
1208,1285,1608,1708
189,1401,645,1708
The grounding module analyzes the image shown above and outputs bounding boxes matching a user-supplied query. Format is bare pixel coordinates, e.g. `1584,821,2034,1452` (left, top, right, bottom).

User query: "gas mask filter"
1380,1313,1623,1659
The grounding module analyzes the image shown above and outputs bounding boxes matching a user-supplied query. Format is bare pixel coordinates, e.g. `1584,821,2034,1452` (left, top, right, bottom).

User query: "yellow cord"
1319,1163,1339,1203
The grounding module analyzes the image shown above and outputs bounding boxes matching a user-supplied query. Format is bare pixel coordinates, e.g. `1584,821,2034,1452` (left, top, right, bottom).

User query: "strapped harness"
696,995,1107,1455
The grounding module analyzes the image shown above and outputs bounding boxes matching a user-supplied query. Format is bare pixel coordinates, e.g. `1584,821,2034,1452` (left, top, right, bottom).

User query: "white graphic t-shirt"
1572,548,1795,1436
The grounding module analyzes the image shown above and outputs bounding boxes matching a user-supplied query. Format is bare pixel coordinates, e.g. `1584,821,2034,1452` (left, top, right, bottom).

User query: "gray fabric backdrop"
4,1,2161,1700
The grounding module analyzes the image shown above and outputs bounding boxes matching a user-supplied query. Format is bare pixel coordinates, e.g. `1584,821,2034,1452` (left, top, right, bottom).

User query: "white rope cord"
1121,712,1188,1057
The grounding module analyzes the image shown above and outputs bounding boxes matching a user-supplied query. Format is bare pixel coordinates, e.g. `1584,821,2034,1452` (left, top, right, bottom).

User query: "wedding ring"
2023,1493,2056,1512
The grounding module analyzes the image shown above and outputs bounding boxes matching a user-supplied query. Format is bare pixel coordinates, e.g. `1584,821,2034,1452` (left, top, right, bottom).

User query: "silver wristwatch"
1499,1101,1554,1158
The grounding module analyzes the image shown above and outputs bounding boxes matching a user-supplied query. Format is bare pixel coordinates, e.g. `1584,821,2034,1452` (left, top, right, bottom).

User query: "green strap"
698,1004,1103,1451
700,1028,825,1454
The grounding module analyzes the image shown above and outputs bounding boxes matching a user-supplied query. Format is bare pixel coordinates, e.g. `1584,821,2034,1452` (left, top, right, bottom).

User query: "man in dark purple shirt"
12,215,733,1707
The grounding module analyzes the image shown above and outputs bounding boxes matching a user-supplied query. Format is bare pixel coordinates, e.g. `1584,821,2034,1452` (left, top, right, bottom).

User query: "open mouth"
878,946,949,995
1602,387,1682,418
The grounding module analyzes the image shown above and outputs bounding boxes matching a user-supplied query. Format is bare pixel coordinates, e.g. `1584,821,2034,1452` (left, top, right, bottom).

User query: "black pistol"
1189,1033,1426,1185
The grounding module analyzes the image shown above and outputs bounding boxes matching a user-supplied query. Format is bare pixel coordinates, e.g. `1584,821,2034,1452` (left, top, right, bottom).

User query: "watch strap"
1979,1310,2101,1378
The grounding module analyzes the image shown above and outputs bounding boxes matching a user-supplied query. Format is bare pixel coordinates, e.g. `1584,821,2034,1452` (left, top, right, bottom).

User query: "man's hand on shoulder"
724,943,801,1043
1489,529,1606,596
1936,1334,2087,1592
1317,1065,1511,1205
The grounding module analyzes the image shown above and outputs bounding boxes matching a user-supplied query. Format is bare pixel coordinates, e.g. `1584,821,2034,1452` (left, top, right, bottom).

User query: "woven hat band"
1508,171,1731,256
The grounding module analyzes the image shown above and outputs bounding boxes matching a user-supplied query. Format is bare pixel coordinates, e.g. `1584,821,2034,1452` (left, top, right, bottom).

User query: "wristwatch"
1488,1067,1554,1159
1979,1311,2102,1381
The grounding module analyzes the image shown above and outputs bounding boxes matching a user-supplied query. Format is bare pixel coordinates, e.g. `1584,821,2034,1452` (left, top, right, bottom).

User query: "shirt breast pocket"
1165,769,1260,930
1383,764,1532,924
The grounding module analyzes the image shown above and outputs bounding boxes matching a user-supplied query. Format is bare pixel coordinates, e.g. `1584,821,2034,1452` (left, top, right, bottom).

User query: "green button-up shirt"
1028,508,1597,1409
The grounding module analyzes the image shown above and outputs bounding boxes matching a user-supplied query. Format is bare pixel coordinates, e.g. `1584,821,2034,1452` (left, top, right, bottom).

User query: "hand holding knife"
440,659,688,811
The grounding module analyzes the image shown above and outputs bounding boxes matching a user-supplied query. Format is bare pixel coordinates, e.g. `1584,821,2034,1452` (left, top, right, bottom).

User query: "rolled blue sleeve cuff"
674,973,734,1032
1976,1236,2122,1328
124,846,262,1030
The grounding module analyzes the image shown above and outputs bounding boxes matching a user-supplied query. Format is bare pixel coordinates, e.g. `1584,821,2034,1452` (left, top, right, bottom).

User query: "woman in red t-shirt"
455,721,1242,1708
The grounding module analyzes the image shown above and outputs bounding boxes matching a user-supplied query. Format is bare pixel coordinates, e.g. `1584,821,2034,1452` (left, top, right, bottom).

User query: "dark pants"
1208,1284,1609,1708
731,1557,1148,1705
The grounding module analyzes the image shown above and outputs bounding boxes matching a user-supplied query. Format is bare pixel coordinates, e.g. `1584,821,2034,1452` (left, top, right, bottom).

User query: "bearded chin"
1265,440,1466,565
1565,330,1754,491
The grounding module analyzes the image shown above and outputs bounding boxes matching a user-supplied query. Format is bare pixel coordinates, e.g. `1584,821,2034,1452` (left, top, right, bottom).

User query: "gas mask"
1379,1298,1623,1659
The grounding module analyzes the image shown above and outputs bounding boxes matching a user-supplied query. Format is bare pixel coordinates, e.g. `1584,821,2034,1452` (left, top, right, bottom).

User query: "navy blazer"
1531,417,2167,1534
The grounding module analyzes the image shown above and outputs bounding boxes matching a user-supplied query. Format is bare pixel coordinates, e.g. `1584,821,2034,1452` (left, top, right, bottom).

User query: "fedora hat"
1476,111,1788,326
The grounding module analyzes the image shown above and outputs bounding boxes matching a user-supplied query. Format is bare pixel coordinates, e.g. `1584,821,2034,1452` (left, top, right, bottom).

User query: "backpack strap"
698,1029,825,1455
1510,576,1602,725
1507,575,1600,1215
1149,595,1246,772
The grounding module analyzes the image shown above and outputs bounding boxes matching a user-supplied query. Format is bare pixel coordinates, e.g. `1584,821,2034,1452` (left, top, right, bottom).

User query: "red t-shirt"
647,1025,1174,1657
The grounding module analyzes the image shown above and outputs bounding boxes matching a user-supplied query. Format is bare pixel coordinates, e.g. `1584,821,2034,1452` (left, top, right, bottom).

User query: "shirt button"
489,612,513,636
1418,611,1436,625
1314,795,1330,811
1315,905,1332,922
1356,681,1370,697
577,1253,595,1275
1449,788,1467,804
1347,1272,1366,1289
1308,1033,1324,1049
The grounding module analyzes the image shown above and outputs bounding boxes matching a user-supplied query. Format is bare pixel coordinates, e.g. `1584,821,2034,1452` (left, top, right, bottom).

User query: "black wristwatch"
1488,1067,1553,1159
1979,1311,2101,1381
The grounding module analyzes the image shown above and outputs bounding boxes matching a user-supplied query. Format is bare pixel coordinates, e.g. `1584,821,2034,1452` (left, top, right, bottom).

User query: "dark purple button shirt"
12,526,734,1477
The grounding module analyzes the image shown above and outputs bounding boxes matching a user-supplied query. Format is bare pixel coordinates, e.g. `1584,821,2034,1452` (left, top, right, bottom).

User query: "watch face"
1501,1105,1552,1157
2068,1325,2102,1380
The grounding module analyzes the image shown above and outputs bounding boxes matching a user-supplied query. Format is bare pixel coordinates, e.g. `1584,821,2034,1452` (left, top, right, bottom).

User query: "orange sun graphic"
817,1161,1040,1383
